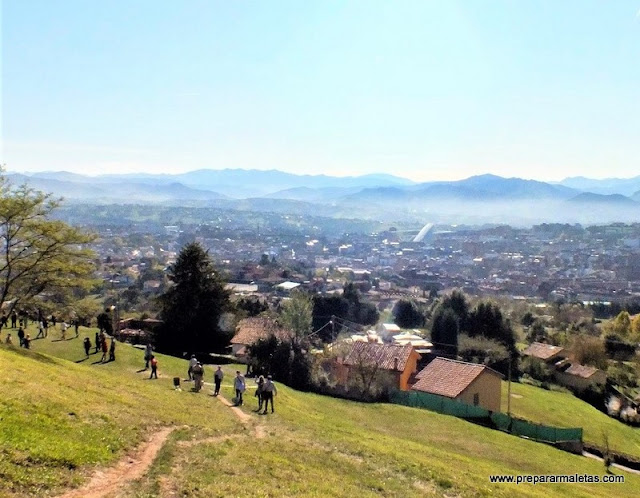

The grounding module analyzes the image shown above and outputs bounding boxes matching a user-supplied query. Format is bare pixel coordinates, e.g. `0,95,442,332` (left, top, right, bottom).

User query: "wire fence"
390,390,582,444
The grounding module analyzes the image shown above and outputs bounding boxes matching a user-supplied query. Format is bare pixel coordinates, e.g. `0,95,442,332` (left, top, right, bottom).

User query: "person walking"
192,361,204,392
60,321,68,340
42,317,48,337
35,321,45,339
109,338,116,362
149,355,158,379
213,366,224,396
262,375,277,414
144,343,153,369
10,311,17,328
187,354,198,380
94,332,100,353
255,375,265,412
83,337,91,356
17,327,25,347
74,319,80,337
100,335,108,362
233,371,246,406
23,334,31,349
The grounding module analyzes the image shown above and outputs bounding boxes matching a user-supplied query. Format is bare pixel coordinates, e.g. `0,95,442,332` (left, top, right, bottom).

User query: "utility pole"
507,355,512,416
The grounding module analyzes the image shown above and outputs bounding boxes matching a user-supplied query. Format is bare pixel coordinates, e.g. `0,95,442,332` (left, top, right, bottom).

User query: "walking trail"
58,391,265,498
59,426,176,498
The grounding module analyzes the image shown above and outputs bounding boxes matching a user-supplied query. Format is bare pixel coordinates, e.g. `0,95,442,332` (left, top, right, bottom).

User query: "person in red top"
149,355,158,379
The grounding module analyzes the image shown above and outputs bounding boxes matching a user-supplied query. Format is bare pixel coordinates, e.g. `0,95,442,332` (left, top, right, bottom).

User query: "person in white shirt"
188,354,198,380
262,375,278,414
233,371,246,406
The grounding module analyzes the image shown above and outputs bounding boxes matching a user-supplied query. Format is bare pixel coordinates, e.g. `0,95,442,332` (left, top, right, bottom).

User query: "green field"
502,381,640,458
0,325,638,497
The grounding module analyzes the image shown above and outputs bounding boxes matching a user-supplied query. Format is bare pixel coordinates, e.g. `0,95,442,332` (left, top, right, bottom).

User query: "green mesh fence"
390,390,582,444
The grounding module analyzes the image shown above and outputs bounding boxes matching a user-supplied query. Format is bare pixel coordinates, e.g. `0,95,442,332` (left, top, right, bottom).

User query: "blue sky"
2,1,639,181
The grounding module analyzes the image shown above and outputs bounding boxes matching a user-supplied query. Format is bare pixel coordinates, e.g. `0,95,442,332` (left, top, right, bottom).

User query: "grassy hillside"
0,331,241,496
1,328,639,497
502,381,640,458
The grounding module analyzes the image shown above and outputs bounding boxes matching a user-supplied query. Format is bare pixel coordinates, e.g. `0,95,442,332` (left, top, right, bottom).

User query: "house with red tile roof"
554,361,607,392
334,342,421,391
522,342,567,363
230,316,293,360
412,357,504,412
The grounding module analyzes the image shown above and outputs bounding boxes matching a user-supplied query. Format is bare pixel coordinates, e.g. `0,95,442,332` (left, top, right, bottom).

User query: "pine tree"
155,242,231,353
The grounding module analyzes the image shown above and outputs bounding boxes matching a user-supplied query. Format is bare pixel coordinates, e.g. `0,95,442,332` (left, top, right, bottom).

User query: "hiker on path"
35,321,45,339
5,333,13,345
187,354,198,380
10,312,17,328
192,361,204,392
262,375,277,414
109,338,116,362
255,375,265,412
144,343,153,369
100,335,108,362
233,371,246,406
94,332,100,353
61,322,69,340
83,337,91,356
23,334,31,349
17,327,25,347
149,355,158,379
213,366,224,396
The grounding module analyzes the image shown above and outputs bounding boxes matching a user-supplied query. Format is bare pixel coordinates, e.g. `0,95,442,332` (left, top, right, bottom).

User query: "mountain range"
6,169,640,225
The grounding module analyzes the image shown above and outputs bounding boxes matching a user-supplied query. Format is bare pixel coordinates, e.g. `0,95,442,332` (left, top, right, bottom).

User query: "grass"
0,325,241,496
1,324,639,497
502,381,640,458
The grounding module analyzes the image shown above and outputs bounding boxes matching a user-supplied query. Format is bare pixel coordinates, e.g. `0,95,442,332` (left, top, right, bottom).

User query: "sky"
1,1,639,182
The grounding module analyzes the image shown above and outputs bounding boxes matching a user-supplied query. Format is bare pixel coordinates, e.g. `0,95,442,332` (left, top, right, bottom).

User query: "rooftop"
522,342,566,361
341,342,418,372
412,357,503,398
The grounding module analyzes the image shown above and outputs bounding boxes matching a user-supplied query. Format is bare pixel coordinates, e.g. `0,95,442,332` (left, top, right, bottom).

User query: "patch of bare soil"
59,426,176,498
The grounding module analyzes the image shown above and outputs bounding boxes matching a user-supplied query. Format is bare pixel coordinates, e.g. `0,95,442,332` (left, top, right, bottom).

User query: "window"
473,393,479,406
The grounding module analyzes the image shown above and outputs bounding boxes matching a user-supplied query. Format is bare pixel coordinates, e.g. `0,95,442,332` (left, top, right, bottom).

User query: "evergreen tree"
393,299,425,328
155,242,231,353
431,307,459,354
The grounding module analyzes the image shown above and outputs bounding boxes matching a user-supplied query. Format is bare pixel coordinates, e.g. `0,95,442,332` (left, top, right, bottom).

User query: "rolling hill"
1,332,639,497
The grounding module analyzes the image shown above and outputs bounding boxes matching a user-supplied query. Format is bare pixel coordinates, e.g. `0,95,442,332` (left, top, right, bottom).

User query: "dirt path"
59,426,176,498
215,394,266,438
583,450,640,475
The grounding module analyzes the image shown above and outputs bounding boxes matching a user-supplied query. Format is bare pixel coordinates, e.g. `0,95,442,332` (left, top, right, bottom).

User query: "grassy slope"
502,381,640,458
0,327,241,497
1,326,639,497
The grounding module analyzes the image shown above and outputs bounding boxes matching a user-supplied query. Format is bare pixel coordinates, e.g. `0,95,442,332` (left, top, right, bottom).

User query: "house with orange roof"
412,357,504,412
334,342,421,391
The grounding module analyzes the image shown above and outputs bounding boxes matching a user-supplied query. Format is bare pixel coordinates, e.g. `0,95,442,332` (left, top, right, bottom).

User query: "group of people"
232,370,278,414
153,352,278,414
4,327,29,348
85,331,115,362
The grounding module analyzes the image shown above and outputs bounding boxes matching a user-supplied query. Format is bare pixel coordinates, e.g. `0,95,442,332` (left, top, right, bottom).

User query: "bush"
570,335,608,370
458,334,511,376
521,357,554,383
604,334,637,361
248,336,311,390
